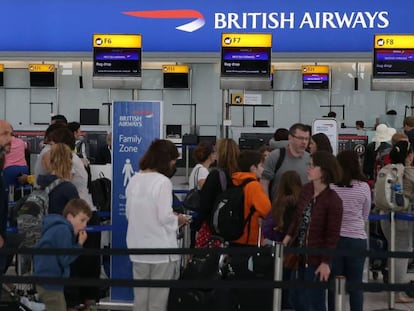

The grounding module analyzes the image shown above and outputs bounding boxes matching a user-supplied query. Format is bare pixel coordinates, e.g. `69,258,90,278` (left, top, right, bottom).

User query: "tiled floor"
361,292,414,311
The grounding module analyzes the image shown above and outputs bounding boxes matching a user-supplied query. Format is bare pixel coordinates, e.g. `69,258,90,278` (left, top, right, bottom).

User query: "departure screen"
221,47,271,77
93,47,141,76
302,73,329,89
373,49,414,78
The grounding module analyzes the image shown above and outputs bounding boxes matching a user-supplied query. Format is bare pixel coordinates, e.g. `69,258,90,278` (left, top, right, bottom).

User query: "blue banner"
111,101,162,301
0,1,412,53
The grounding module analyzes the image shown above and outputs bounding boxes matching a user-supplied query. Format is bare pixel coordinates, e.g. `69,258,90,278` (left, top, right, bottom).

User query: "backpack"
211,178,255,241
373,145,392,182
12,178,63,248
183,167,201,212
268,147,286,200
374,163,406,212
75,139,89,160
90,172,111,212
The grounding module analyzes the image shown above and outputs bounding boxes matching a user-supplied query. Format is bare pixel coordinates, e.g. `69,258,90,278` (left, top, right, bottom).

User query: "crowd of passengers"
1,115,414,311
159,120,414,311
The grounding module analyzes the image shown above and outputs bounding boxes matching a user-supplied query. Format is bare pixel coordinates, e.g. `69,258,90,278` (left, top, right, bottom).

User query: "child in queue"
34,198,91,311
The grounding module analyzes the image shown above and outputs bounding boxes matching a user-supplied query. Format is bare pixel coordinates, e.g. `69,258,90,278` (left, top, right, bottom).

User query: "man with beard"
261,123,311,200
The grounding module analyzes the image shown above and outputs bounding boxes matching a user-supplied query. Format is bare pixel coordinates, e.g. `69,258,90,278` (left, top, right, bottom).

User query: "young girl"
263,170,302,242
262,170,302,310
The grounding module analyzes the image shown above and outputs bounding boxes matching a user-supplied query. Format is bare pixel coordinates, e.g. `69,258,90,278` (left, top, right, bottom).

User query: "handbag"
283,200,313,270
183,188,201,212
183,167,201,212
283,252,300,270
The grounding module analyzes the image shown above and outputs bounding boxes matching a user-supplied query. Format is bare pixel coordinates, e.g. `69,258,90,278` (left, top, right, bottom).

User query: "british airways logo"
123,9,206,32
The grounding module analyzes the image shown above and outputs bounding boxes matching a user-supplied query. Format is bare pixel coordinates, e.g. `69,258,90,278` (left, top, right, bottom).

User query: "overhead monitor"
92,34,142,89
29,64,55,87
80,109,100,125
372,34,414,91
220,33,272,90
0,64,3,87
302,65,329,90
162,65,189,89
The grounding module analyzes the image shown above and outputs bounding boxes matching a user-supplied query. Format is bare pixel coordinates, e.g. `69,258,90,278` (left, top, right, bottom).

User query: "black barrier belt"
0,246,411,260
348,282,414,293
2,275,414,294
0,276,329,290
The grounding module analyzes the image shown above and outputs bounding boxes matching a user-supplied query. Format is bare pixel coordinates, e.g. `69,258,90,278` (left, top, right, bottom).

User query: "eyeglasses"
307,162,317,169
292,134,310,142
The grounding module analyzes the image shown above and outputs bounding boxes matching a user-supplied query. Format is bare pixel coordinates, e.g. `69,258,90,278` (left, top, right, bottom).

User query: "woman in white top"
126,139,189,311
188,141,216,246
188,141,216,190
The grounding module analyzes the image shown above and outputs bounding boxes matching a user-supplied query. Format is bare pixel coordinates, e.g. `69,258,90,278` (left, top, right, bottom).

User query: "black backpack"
90,173,111,212
211,178,255,241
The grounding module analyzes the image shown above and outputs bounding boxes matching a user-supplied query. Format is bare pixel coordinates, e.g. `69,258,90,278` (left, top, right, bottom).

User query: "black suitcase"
168,289,212,311
229,219,274,311
168,236,231,311
369,220,388,283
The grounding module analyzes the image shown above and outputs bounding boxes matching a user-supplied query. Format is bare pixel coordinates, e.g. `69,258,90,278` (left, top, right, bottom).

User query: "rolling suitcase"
168,236,231,311
229,218,274,311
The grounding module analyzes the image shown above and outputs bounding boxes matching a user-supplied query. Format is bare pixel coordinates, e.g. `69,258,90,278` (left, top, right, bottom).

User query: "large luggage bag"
369,221,389,283
168,236,232,311
229,218,274,311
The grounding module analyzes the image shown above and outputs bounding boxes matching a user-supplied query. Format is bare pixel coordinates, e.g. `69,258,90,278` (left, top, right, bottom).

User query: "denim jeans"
328,237,367,311
290,263,327,311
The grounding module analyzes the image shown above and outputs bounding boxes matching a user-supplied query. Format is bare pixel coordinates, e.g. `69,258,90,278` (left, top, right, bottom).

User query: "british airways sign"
0,0,410,53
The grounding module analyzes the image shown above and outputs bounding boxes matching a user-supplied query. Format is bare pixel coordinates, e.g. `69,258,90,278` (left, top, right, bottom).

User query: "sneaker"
395,292,414,303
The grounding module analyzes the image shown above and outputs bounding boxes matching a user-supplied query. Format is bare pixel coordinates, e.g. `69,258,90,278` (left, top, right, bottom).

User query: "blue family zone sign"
0,0,412,53
111,101,162,301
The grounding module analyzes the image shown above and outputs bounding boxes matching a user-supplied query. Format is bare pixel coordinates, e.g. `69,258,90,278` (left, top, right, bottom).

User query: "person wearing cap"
363,124,396,181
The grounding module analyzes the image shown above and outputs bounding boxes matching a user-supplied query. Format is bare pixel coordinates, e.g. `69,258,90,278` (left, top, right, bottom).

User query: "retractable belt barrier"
3,211,414,311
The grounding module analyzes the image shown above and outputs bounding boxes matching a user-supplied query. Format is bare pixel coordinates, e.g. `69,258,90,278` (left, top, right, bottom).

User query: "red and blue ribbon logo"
123,9,205,32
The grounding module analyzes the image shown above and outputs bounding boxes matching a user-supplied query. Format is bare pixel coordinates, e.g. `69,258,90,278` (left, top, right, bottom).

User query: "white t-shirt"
126,171,179,264
71,153,96,211
188,164,210,190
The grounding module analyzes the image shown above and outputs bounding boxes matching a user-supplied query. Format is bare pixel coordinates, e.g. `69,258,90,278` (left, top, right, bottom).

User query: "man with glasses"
261,123,310,200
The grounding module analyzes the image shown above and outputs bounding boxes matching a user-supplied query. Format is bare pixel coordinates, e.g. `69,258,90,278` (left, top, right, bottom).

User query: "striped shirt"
330,181,371,239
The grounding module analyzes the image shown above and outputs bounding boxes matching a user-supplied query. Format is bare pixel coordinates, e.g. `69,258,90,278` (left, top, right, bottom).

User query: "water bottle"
394,184,404,207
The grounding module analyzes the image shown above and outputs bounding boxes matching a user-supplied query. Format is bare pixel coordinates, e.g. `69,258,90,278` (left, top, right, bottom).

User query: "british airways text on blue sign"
118,116,143,153
214,11,389,29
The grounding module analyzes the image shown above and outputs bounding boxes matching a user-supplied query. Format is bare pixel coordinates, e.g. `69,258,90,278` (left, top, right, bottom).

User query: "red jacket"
231,172,271,245
287,182,343,266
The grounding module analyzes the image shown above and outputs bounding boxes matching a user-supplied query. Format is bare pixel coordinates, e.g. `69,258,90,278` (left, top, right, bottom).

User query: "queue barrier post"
388,211,397,310
334,276,346,311
372,211,405,311
273,243,283,311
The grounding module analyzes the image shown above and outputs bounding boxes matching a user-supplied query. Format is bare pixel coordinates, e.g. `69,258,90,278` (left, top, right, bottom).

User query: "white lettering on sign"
119,134,142,144
214,11,389,30
118,115,143,127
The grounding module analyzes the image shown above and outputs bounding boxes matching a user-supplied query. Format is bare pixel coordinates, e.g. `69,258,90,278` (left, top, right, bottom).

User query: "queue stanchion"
273,243,283,311
389,211,397,310
182,220,191,268
185,144,190,183
334,276,346,311
373,211,405,311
